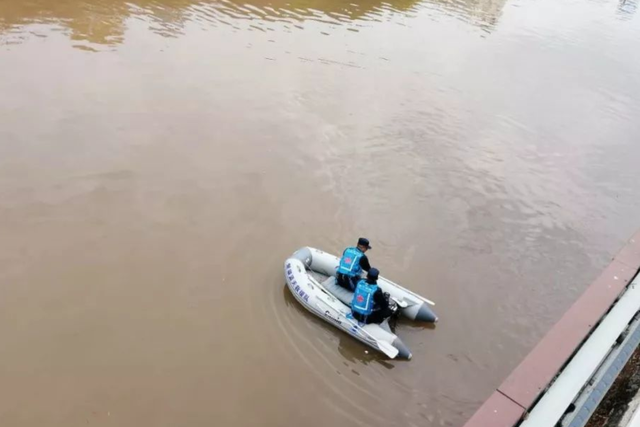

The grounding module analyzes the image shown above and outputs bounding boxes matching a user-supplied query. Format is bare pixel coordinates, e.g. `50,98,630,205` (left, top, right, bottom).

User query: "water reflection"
0,1,193,46
618,0,638,18
434,0,507,28
0,0,508,48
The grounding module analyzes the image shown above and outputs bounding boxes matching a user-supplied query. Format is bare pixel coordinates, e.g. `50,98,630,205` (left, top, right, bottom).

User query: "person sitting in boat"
336,237,372,291
351,268,394,324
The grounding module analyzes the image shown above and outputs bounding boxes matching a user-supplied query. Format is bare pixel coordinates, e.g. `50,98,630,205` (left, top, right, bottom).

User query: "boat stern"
416,303,438,323
392,337,412,360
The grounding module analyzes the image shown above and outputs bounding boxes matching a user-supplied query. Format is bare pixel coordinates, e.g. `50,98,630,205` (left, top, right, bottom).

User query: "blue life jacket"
337,247,364,277
351,280,378,316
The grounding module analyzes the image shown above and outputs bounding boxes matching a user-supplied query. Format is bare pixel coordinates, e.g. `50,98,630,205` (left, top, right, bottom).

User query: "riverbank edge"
461,229,640,427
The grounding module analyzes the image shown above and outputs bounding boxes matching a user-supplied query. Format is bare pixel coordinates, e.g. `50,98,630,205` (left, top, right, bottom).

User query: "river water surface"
1,0,639,426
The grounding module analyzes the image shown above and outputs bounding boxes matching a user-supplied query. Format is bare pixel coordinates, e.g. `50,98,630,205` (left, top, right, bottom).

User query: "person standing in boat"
351,268,394,324
336,237,372,291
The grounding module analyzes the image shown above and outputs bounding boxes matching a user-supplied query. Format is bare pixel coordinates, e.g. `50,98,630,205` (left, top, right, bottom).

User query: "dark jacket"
358,254,371,273
365,278,388,311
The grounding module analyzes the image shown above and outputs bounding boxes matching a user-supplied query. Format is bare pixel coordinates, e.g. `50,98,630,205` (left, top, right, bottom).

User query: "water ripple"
0,0,510,47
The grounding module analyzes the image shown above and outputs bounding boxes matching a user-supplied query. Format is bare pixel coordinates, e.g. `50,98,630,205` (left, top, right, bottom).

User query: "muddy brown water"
1,0,640,426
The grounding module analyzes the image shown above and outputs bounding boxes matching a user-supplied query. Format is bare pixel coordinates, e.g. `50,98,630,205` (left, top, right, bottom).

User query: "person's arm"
359,255,371,272
373,288,388,309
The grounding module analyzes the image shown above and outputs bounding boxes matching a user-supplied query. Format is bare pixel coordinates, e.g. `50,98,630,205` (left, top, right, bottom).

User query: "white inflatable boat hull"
284,247,438,359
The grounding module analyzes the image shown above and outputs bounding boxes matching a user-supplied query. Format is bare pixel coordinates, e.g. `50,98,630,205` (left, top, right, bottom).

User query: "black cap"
358,237,372,249
367,268,379,281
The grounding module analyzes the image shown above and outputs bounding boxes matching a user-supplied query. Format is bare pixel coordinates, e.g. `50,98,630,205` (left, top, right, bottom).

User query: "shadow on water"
0,0,510,47
337,334,398,369
402,317,438,331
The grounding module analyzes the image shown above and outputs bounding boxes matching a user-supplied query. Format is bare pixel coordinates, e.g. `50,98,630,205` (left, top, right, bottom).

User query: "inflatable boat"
284,247,438,360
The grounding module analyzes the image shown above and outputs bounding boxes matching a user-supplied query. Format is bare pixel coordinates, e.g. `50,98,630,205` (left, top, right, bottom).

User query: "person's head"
357,237,372,252
367,268,379,284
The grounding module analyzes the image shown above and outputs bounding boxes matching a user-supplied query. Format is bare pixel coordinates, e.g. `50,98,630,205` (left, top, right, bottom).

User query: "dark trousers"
352,307,393,324
336,273,359,291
